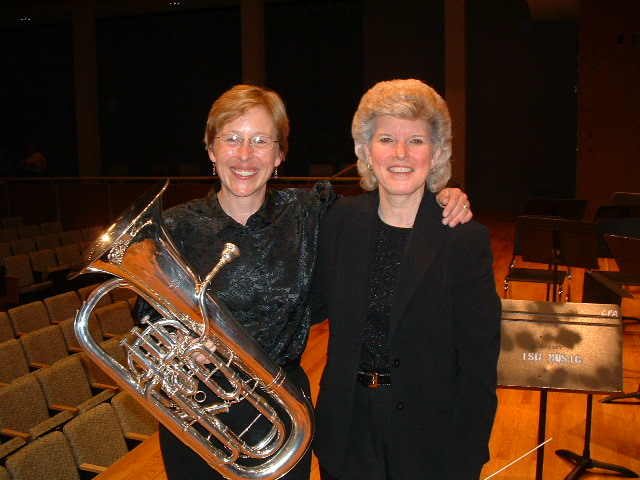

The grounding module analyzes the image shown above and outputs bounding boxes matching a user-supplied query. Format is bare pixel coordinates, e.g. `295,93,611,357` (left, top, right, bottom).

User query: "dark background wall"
576,0,640,220
1,0,635,214
265,1,364,176
466,1,579,210
0,23,76,175
96,7,243,176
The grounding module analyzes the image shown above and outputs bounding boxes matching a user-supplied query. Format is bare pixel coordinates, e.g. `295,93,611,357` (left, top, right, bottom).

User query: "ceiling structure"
0,0,580,30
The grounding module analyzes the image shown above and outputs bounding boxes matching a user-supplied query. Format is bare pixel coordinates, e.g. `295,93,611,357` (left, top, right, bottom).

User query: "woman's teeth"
231,168,257,177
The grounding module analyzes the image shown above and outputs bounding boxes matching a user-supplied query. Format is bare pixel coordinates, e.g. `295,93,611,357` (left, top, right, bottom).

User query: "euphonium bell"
69,179,314,480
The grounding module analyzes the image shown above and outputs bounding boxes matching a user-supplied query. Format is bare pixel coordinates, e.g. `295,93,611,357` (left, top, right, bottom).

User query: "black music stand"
599,234,640,298
559,274,638,473
582,271,633,307
595,214,640,258
593,204,640,222
505,217,600,302
600,389,640,404
555,393,639,479
524,198,588,220
498,299,635,480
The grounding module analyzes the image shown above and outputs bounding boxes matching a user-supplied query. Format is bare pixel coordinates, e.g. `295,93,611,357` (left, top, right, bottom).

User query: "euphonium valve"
69,180,314,480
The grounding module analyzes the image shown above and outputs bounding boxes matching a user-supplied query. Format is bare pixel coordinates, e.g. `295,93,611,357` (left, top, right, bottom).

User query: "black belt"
357,371,391,388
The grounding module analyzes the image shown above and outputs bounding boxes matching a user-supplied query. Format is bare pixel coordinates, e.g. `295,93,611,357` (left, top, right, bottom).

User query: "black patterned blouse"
142,181,336,368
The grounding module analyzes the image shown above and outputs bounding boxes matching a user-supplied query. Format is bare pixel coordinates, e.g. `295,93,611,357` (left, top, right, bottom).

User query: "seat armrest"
91,382,119,391
125,432,150,442
28,410,74,439
79,463,108,474
4,275,20,305
77,389,116,413
91,384,118,395
0,428,31,441
28,361,51,370
49,404,80,415
45,266,70,284
32,269,46,283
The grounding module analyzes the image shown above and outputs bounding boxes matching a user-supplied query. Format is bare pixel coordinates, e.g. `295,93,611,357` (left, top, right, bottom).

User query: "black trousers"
319,382,485,480
319,383,402,480
160,364,312,480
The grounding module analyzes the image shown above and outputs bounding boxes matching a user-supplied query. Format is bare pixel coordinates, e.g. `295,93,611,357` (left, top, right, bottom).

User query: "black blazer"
311,190,502,479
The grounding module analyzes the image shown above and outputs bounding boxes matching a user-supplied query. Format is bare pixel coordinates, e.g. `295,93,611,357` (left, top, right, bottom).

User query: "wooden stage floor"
98,213,640,480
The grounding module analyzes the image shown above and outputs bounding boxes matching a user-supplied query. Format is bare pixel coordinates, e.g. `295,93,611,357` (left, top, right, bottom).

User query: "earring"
367,164,372,170
212,163,216,176
273,166,278,179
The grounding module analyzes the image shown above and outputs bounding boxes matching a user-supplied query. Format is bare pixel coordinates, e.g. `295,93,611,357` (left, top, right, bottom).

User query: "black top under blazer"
311,189,502,479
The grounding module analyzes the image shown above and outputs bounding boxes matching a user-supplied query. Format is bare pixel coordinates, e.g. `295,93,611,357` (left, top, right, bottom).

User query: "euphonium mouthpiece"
221,242,240,263
198,243,241,298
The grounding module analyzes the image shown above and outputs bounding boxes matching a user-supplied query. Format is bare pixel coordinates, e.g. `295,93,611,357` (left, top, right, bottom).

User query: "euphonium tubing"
70,180,314,480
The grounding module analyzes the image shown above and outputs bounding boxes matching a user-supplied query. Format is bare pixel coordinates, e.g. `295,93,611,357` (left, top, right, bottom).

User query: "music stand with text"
498,299,637,480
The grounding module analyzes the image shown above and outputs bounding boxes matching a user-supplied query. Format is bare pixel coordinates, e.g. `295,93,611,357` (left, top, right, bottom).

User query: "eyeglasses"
215,133,279,151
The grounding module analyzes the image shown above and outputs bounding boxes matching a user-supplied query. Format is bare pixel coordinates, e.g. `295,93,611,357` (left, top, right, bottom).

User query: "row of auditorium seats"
0,219,96,242
0,218,27,230
1,224,105,306
0,218,101,260
0,229,102,271
1,248,101,306
0,288,138,383
0,400,155,480
0,378,157,479
0,284,136,352
0,330,154,427
0,229,98,255
0,306,135,384
0,279,157,478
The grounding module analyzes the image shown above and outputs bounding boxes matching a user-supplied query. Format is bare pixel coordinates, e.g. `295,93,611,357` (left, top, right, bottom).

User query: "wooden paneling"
7,182,58,225
164,183,212,209
107,182,158,220
57,183,110,231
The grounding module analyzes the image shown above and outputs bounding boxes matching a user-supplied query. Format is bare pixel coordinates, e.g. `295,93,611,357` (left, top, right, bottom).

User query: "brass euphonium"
69,180,314,480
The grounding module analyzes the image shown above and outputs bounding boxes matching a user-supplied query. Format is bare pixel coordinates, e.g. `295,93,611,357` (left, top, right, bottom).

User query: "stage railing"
0,175,362,231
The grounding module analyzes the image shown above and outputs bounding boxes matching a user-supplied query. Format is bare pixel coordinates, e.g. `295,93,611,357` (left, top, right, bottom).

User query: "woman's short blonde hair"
203,84,290,158
352,79,452,192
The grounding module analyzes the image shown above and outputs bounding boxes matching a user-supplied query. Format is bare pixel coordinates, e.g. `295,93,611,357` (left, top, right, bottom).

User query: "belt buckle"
365,371,379,388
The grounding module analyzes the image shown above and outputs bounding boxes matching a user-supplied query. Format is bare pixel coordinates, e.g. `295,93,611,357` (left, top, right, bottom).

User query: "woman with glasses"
311,79,501,480
136,84,473,480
